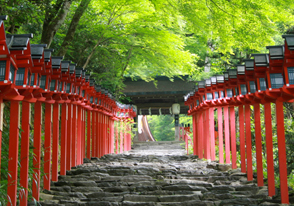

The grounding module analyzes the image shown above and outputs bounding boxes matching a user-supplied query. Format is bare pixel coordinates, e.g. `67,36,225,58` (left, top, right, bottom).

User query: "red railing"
0,16,136,206
179,125,193,155
185,37,294,204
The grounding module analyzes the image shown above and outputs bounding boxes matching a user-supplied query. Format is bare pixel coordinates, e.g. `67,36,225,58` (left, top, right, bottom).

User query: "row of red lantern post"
184,34,294,204
0,16,136,206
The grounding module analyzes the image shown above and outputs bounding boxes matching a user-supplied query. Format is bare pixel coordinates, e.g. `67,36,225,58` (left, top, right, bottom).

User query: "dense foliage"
1,0,294,91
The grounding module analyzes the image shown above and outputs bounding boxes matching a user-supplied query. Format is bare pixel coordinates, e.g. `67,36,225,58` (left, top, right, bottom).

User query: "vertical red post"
72,104,77,167
264,103,275,196
275,100,289,204
32,101,42,201
110,119,114,153
60,103,67,176
254,104,264,186
193,114,197,156
198,111,203,159
209,108,215,161
120,121,123,153
52,103,59,181
87,109,91,159
217,107,224,164
245,104,253,181
91,111,96,157
82,109,86,160
66,104,72,170
230,106,237,169
7,101,20,206
19,101,30,206
77,105,82,165
224,106,230,164
239,105,246,173
98,112,101,157
44,103,52,190
115,121,119,154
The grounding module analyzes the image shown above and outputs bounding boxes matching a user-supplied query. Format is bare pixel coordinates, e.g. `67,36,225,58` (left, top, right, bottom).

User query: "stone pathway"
34,141,291,206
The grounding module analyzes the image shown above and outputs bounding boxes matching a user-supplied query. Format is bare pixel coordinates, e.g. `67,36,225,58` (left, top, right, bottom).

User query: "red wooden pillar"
275,100,289,204
110,119,114,153
245,104,253,181
198,111,203,159
87,109,91,159
115,121,119,154
82,109,86,160
217,107,224,164
120,121,123,153
32,101,42,201
71,104,77,167
19,101,31,206
239,105,246,173
264,103,275,196
52,103,60,181
66,104,72,170
224,106,230,164
104,115,107,154
44,103,52,190
196,113,199,156
97,112,101,157
60,103,67,176
209,108,215,161
254,104,264,186
193,114,197,156
91,111,96,157
77,105,82,165
124,120,128,152
230,106,237,169
7,101,20,206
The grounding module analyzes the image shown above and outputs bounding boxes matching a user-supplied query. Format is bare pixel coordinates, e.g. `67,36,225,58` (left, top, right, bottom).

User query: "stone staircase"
34,141,291,206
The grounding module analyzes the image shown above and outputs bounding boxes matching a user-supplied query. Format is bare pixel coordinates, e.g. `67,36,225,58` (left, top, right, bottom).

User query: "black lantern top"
44,48,54,62
90,78,95,86
244,59,254,70
205,79,211,87
228,69,237,79
82,69,86,78
69,63,76,74
52,56,63,69
282,35,294,50
216,75,224,83
75,67,83,77
251,54,269,67
85,74,90,82
31,44,47,59
198,80,205,88
236,65,245,75
95,84,101,92
194,84,199,92
0,16,8,21
266,45,284,60
61,60,70,72
6,34,33,50
211,76,217,85
223,71,229,80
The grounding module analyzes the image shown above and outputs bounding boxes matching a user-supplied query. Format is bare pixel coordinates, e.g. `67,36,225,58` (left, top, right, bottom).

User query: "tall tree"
57,0,91,56
41,0,72,47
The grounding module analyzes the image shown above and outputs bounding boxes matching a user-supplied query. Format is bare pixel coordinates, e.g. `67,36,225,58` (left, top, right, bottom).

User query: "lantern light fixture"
282,35,294,50
251,54,269,67
266,45,284,60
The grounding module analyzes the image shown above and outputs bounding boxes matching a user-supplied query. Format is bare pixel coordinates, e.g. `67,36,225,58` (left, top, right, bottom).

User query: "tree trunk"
57,0,91,56
41,0,72,48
